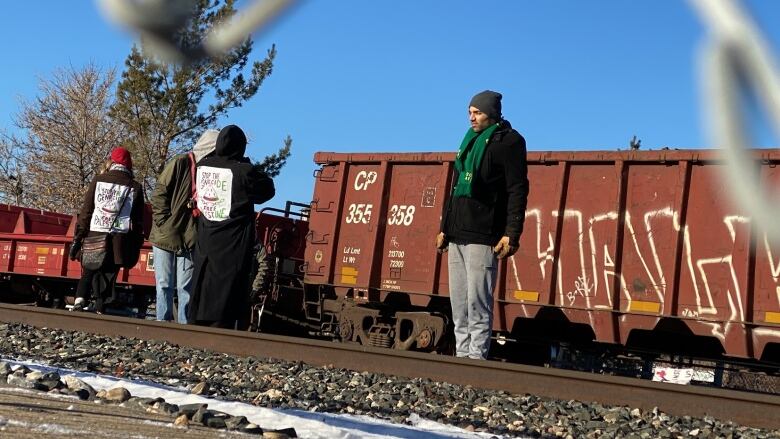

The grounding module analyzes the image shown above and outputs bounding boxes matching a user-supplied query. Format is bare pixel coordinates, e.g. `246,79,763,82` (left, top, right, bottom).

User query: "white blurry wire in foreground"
689,0,780,243
97,0,295,64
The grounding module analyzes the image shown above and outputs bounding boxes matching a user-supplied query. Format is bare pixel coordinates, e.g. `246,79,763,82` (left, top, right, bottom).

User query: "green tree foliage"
110,0,289,197
254,135,291,178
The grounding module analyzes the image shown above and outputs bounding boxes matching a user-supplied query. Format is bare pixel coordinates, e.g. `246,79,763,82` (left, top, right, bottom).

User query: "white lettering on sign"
345,203,373,224
90,182,134,233
342,246,361,264
197,166,233,222
382,279,401,290
388,249,405,269
354,171,378,191
387,205,415,226
343,246,361,255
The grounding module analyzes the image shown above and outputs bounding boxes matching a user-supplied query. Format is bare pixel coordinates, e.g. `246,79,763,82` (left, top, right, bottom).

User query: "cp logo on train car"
353,171,378,191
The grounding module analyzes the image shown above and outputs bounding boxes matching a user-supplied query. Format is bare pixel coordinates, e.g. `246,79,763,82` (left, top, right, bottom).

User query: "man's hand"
435,232,448,253
493,236,518,259
69,239,82,261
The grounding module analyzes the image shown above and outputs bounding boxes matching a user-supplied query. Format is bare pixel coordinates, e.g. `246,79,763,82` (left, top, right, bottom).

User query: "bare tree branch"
13,64,124,213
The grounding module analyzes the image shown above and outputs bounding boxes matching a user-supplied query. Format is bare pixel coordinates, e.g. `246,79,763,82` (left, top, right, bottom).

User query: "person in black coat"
436,90,529,359
188,125,275,328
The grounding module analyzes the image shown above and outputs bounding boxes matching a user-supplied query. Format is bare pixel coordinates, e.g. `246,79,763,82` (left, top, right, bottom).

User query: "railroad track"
0,303,778,430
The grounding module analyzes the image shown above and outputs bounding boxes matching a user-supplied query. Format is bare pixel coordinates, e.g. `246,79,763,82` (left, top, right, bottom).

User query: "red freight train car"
294,149,780,362
0,203,308,317
0,204,156,310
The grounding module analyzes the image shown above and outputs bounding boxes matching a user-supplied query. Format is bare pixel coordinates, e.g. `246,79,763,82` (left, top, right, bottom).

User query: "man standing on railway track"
149,129,219,324
436,90,529,360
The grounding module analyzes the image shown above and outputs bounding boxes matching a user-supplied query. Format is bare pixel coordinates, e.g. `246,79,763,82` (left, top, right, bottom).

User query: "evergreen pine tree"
110,0,289,197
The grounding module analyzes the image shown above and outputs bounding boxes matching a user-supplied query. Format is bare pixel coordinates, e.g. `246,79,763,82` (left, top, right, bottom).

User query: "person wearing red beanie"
70,146,145,313
110,147,133,170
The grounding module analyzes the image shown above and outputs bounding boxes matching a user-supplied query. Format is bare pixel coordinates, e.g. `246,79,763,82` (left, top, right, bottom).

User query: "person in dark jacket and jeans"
436,90,529,359
188,125,275,329
69,147,145,313
149,129,219,324
71,158,112,311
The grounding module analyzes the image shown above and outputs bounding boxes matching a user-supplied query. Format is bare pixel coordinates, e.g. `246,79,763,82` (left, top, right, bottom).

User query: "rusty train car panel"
306,154,456,303
378,161,450,297
752,163,780,360
0,206,156,288
0,203,304,311
305,150,780,360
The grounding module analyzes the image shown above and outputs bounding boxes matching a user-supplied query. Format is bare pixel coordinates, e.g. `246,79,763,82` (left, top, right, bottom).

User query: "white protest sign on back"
90,182,134,233
197,166,233,222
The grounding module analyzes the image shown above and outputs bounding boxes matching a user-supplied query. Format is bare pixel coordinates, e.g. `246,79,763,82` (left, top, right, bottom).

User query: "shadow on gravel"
0,400,157,423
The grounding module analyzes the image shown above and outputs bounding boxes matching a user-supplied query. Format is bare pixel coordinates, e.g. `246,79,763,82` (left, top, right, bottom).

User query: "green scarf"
453,123,499,198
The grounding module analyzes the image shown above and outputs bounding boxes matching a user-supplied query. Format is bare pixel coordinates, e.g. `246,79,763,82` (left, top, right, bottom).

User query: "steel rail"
0,303,777,430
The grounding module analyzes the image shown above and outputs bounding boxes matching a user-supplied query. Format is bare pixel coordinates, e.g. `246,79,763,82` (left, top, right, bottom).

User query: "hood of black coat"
215,125,247,160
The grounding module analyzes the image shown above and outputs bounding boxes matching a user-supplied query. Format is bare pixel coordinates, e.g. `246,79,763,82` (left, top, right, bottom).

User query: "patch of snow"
32,423,82,435
3,357,519,438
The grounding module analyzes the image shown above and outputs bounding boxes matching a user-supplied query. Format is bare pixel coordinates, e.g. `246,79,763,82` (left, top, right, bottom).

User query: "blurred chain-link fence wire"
689,0,780,243
98,0,295,64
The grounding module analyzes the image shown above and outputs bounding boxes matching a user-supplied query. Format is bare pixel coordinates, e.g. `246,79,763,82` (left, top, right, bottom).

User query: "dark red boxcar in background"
304,150,780,361
0,203,305,315
0,204,156,305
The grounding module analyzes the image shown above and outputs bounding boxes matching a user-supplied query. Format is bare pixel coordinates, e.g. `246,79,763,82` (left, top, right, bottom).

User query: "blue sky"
1,1,779,207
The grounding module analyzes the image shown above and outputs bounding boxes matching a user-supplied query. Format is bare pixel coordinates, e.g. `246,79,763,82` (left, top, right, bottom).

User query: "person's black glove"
69,239,82,261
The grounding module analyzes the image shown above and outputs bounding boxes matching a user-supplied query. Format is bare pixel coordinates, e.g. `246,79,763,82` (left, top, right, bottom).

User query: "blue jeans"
447,243,498,359
153,246,193,323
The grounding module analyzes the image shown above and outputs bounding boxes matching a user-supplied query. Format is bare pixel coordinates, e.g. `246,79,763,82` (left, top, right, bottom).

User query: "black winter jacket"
188,126,275,324
76,167,145,268
441,120,529,247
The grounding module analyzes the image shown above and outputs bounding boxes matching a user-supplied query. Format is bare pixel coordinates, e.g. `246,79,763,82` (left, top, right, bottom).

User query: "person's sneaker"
72,297,85,311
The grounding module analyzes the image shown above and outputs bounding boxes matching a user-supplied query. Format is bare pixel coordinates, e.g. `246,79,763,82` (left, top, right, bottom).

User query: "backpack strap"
110,187,132,232
188,152,201,218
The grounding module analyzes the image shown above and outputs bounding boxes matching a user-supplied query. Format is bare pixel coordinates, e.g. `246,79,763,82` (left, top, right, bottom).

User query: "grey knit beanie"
469,90,502,121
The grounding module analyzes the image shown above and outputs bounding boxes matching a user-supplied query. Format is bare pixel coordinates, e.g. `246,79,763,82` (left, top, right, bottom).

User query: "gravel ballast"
0,322,777,438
